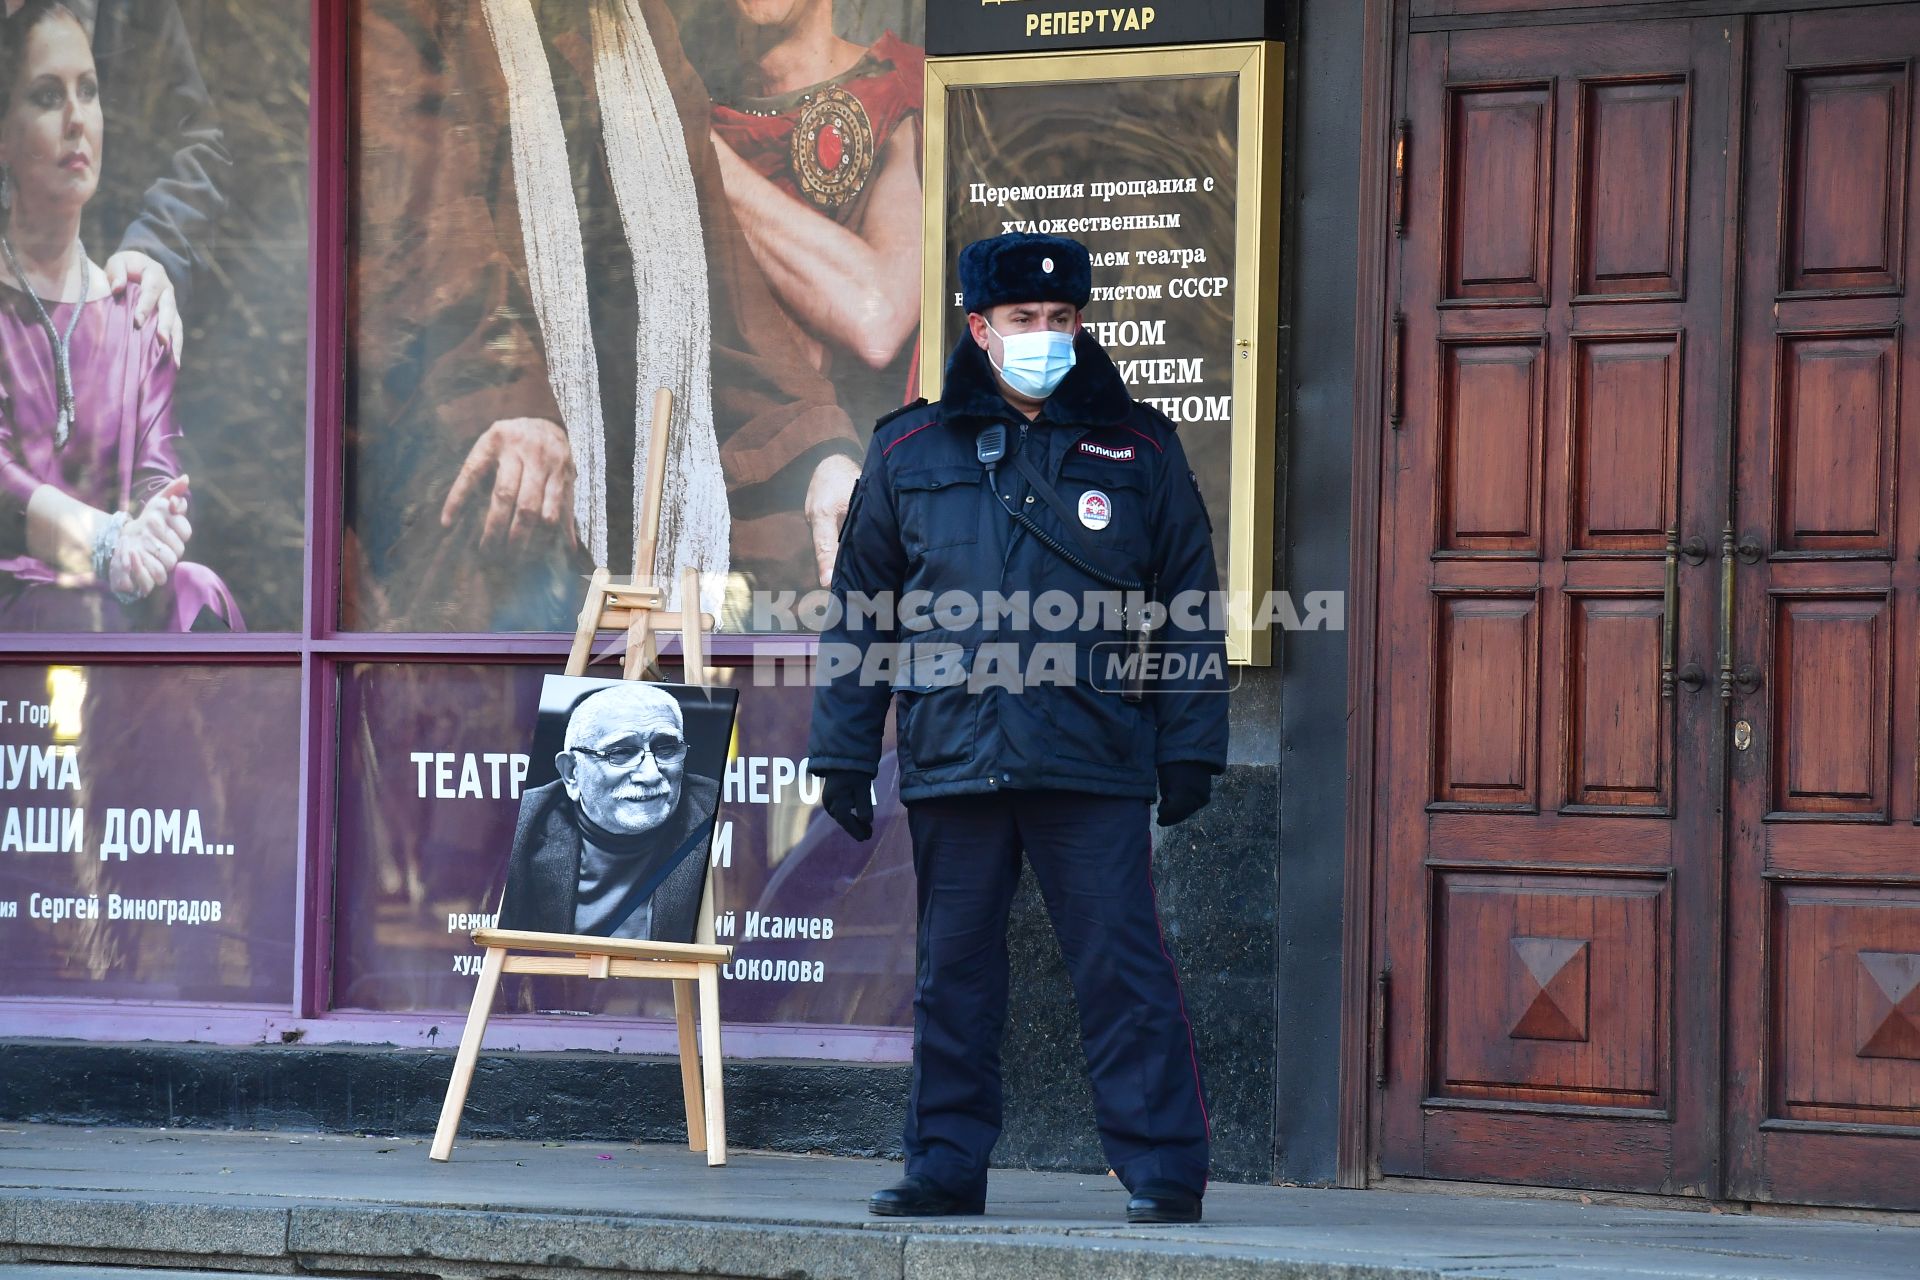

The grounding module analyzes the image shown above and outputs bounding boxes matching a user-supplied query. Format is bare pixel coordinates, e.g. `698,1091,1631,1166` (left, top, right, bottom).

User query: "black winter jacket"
807,330,1229,802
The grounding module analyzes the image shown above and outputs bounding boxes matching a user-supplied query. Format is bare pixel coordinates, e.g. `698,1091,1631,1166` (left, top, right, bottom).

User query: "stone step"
2,1127,1915,1280
0,1271,294,1279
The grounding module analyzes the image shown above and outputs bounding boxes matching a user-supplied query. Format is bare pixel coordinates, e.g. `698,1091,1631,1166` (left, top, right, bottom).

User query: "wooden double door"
1374,3,1920,1208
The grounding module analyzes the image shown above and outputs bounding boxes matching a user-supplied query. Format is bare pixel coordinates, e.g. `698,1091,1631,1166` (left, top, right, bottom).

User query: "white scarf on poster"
481,0,730,618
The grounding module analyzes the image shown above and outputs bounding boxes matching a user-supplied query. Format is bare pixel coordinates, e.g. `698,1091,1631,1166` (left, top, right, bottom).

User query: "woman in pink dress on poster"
0,0,239,632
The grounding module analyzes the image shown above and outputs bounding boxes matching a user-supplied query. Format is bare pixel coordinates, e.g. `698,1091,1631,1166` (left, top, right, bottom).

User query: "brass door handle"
1662,528,1681,699
1719,529,1766,700
1664,530,1710,698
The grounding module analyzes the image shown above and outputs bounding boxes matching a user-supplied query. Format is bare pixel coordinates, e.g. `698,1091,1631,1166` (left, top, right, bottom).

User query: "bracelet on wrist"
90,510,128,583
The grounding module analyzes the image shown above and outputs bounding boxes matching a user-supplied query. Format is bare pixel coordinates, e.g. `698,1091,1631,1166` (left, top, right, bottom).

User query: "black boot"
1125,1178,1202,1224
868,1174,986,1217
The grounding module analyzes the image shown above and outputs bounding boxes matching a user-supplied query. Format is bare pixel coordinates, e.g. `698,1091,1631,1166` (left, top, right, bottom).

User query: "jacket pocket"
895,464,985,555
1055,455,1153,579
896,644,976,772
1043,646,1150,769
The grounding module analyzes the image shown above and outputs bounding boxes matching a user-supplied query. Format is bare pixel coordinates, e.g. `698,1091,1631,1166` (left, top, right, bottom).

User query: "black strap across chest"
1004,438,1144,594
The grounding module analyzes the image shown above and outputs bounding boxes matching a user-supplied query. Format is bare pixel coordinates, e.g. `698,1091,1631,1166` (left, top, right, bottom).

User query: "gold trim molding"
920,42,1285,665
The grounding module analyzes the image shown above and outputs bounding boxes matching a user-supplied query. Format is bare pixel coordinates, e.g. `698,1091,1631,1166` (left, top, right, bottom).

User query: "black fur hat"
959,233,1093,315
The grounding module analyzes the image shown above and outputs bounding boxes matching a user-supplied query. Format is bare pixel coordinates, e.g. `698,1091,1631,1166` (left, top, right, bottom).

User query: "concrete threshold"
0,1125,1914,1279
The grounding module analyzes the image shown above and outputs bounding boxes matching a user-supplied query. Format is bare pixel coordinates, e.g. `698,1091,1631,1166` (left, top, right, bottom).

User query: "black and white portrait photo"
497,675,737,944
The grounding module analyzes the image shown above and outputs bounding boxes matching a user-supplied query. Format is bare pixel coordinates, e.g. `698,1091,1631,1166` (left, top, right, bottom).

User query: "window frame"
0,0,905,1064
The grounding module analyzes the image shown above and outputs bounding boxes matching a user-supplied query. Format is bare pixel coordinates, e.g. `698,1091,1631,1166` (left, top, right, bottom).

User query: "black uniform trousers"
902,790,1210,1200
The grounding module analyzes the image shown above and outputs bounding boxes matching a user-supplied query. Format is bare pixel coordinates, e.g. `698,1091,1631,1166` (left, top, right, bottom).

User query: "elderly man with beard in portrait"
497,683,719,944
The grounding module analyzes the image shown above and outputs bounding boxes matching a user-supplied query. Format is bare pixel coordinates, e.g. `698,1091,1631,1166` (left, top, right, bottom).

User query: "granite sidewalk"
0,1124,1913,1279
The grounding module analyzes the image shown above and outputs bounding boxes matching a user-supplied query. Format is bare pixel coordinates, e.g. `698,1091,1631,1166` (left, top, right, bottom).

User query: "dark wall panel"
1274,0,1364,1186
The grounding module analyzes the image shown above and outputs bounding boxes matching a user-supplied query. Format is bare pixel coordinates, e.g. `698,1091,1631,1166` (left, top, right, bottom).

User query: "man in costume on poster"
809,233,1228,1224
350,0,868,633
708,0,924,513
498,682,718,944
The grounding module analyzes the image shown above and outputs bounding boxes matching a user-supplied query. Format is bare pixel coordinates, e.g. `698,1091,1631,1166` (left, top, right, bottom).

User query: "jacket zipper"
999,420,1031,581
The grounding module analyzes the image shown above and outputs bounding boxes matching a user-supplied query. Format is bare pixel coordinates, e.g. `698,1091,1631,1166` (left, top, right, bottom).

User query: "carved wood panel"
1769,593,1891,818
1381,0,1920,1214
1379,17,1731,1197
1577,78,1690,300
1727,6,1920,1210
1774,886,1920,1128
1434,593,1541,808
1571,335,1682,553
1432,872,1668,1109
1784,64,1908,295
1439,340,1548,553
1565,593,1668,812
1773,331,1900,555
1445,84,1554,304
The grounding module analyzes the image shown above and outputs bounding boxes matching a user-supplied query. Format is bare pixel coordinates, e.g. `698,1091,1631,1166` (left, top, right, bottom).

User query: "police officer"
808,233,1227,1224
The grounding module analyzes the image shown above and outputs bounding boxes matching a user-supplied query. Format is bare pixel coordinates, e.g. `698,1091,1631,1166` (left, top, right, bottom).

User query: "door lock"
1734,720,1754,752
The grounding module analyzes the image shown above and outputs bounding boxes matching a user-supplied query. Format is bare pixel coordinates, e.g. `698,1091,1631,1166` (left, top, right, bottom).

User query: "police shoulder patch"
872,398,930,433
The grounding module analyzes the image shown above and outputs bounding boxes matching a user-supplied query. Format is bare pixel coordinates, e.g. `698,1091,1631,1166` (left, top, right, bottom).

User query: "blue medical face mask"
986,319,1077,400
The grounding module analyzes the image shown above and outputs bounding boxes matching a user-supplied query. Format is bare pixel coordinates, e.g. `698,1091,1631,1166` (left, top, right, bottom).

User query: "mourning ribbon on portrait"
572,807,710,937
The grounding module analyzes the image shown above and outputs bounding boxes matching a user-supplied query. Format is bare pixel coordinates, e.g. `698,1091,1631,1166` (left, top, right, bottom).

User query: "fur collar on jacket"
937,328,1134,429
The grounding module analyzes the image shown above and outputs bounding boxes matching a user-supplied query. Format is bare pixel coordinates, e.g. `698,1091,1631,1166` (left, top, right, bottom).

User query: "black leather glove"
1156,762,1214,828
816,770,875,842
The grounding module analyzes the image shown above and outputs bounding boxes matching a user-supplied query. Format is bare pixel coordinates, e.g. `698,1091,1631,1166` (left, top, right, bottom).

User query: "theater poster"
923,42,1284,663
0,663,301,1004
0,0,309,635
331,662,916,1034
344,0,928,634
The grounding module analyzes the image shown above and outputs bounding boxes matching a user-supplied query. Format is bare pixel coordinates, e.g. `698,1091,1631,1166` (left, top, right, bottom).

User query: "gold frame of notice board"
920,42,1285,666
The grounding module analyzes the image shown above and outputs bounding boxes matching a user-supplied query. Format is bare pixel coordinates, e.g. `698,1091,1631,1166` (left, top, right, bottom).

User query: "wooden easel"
431,389,732,1167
